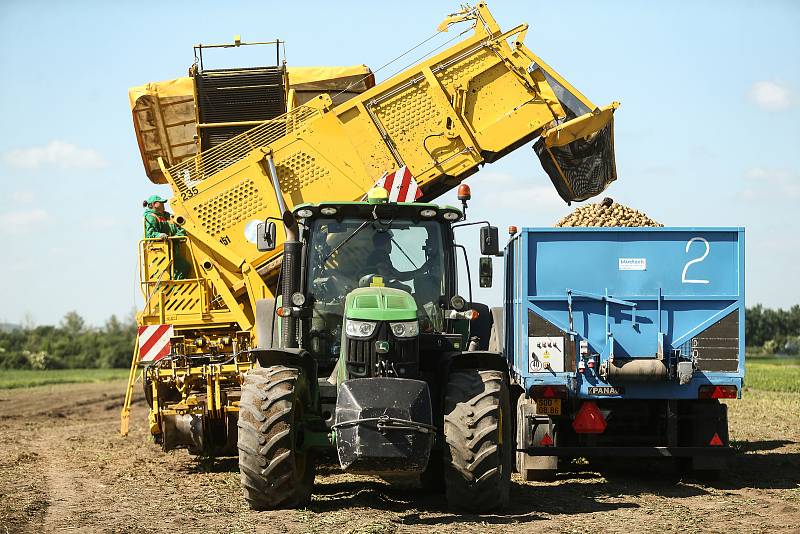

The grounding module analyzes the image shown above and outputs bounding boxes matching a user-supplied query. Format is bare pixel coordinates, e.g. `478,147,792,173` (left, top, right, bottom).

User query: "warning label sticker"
618,258,646,271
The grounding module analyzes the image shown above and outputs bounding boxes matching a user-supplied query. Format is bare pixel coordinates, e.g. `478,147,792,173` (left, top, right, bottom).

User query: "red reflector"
572,401,607,434
531,385,567,399
540,432,554,446
698,385,737,399
709,433,724,446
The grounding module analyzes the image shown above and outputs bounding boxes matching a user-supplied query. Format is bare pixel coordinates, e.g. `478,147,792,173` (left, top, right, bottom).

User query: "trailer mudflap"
333,378,435,475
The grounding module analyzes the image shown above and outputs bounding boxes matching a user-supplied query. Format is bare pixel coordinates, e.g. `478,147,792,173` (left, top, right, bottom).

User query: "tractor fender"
247,348,319,407
441,350,509,382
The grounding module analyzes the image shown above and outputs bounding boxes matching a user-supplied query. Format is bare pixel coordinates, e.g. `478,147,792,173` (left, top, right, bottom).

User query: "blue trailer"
503,227,745,479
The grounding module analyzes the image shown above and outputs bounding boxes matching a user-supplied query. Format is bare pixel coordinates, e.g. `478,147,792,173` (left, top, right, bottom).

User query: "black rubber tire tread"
443,369,512,512
237,365,314,510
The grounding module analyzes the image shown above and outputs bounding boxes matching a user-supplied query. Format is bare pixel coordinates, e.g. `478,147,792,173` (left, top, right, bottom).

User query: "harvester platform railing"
166,105,321,192
138,236,256,330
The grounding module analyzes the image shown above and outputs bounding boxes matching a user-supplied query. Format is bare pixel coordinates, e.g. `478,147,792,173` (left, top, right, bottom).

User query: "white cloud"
748,80,792,111
1,140,108,170
0,208,50,233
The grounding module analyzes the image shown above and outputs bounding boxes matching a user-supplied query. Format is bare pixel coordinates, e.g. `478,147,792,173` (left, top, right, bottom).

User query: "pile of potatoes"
555,198,663,228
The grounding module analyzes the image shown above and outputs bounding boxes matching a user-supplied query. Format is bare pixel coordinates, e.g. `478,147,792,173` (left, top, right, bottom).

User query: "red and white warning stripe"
375,166,422,203
137,324,174,363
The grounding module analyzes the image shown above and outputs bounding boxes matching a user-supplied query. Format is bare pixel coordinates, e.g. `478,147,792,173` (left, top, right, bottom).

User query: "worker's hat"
146,195,169,204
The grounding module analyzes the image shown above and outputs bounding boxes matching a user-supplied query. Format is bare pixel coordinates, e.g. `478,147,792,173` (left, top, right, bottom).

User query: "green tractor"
238,186,512,511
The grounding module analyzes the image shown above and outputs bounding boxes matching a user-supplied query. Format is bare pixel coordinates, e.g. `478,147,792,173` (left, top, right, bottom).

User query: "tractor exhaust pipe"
281,235,301,349
264,152,301,349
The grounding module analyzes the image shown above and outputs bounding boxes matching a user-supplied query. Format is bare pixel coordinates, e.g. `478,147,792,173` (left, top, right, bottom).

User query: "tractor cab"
294,193,464,382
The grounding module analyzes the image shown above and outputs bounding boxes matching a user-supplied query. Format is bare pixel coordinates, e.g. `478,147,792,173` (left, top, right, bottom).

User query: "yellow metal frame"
125,3,619,441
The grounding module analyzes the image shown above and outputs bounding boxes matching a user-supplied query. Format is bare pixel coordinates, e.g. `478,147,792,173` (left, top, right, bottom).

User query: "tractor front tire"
237,365,314,510
443,369,512,512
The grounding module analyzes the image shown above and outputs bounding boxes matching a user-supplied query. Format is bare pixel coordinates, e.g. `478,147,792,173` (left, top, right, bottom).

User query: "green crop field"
0,368,129,389
745,355,800,393
0,357,796,392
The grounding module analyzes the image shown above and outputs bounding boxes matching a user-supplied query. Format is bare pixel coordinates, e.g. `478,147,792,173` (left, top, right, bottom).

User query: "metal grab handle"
567,288,638,330
332,415,437,434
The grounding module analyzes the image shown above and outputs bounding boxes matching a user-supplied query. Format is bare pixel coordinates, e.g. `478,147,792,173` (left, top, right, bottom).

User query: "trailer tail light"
572,401,607,434
531,385,567,399
698,385,737,399
463,309,480,321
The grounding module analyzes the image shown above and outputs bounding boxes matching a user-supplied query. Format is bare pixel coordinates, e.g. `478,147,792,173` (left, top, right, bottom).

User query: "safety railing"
165,104,321,191
138,237,210,321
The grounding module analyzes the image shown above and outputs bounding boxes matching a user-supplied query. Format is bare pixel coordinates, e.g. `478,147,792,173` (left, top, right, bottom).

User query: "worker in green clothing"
143,195,185,239
143,195,189,279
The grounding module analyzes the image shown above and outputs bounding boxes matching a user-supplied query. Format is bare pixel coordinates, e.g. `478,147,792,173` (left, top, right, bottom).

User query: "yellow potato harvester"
120,3,619,458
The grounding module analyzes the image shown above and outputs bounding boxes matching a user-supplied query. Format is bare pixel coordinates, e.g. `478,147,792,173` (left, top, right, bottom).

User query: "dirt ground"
1,381,798,534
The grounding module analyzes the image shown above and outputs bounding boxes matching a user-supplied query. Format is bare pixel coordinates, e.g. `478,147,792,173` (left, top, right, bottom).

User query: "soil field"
1,380,798,534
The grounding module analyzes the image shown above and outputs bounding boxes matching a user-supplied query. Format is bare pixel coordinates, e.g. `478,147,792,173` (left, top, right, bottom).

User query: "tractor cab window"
305,218,447,361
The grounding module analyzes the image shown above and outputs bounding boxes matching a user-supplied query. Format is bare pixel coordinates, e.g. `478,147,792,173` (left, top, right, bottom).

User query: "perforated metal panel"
276,151,330,195
436,47,494,89
142,242,171,281
194,179,265,236
162,281,204,315
373,80,442,141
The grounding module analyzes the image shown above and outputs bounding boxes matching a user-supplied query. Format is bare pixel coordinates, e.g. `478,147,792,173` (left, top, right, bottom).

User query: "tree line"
0,312,136,370
745,305,800,355
0,305,798,370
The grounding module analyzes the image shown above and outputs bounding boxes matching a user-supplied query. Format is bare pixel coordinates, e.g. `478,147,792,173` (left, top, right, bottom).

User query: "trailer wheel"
443,369,512,511
238,365,315,510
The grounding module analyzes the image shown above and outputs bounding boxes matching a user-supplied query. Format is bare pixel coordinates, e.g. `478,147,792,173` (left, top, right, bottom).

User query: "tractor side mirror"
480,225,499,256
257,221,277,252
479,257,493,288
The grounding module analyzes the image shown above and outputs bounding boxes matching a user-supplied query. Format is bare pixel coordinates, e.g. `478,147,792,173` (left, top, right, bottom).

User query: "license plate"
536,398,561,416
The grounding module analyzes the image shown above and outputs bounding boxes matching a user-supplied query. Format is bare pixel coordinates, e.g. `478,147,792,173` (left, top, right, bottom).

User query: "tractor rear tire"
237,365,315,510
443,369,512,512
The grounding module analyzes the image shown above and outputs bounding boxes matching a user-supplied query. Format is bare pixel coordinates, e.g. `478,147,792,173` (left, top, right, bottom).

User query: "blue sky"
0,1,798,326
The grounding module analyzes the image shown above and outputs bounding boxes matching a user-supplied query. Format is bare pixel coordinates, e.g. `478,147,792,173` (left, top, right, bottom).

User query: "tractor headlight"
390,320,419,338
345,319,377,338
295,208,314,219
442,211,460,221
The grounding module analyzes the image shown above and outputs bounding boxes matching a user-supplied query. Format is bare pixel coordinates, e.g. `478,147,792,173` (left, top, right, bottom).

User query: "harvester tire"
238,365,314,510
443,369,512,511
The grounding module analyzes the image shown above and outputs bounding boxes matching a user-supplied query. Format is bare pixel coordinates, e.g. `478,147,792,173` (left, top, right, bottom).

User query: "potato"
555,199,662,228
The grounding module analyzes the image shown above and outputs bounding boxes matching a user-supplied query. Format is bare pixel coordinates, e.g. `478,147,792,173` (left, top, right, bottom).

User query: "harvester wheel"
443,369,512,511
237,365,314,510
